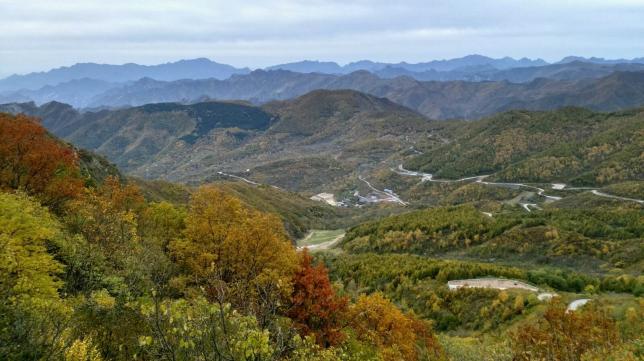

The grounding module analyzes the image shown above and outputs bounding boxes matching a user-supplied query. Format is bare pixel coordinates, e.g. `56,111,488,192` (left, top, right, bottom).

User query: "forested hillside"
0,113,446,360
1,99,642,361
406,107,644,185
1,90,439,194
4,0,644,358
340,204,643,275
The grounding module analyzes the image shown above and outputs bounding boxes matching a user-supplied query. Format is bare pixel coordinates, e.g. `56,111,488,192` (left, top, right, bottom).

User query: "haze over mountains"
1,53,643,191
0,58,251,92
3,68,644,120
2,55,644,120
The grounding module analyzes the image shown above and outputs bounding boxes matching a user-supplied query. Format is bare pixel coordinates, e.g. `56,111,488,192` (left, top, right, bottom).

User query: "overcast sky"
1,0,644,76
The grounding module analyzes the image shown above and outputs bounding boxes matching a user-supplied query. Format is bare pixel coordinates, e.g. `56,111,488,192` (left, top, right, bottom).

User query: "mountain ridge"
0,58,251,91
0,90,437,192
41,69,644,120
5,55,644,94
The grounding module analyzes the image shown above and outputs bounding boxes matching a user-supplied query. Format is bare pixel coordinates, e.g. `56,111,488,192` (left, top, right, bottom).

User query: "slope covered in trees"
1,91,439,193
0,114,448,360
340,203,643,275
0,100,641,360
406,107,644,185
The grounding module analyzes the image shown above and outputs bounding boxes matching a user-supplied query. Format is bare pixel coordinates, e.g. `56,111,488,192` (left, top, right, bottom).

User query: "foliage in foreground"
0,185,445,360
512,300,641,361
0,111,641,360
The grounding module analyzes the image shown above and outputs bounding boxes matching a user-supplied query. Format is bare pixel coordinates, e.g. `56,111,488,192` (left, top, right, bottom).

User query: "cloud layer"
1,0,643,75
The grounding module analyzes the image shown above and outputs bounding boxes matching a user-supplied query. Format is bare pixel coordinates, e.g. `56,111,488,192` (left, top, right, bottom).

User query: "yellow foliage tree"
64,337,104,361
169,186,297,320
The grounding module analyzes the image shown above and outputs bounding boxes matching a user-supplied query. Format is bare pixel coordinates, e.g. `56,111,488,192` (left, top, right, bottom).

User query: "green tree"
137,297,273,361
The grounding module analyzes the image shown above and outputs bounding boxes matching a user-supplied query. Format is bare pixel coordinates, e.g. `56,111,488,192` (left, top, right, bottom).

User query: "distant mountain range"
2,55,644,120
0,58,251,91
266,54,548,74
558,56,644,64
3,68,643,120
3,54,644,92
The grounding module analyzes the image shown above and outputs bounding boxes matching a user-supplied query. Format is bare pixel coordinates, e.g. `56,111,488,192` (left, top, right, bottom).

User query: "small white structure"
552,183,566,190
538,292,557,301
567,299,591,312
447,278,539,292
310,193,337,206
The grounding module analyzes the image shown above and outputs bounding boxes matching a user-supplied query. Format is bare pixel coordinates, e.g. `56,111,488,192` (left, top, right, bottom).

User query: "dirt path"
217,171,283,190
298,233,345,251
217,171,259,185
447,278,539,292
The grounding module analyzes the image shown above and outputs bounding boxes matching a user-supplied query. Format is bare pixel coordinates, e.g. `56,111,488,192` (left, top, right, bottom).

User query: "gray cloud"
1,0,643,76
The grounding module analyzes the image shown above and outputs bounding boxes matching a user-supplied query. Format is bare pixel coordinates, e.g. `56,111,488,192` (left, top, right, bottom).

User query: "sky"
1,0,644,77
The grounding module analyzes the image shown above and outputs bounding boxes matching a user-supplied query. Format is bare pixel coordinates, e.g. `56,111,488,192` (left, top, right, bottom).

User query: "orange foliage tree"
287,249,348,347
0,113,82,208
511,300,622,361
347,293,444,361
66,176,144,252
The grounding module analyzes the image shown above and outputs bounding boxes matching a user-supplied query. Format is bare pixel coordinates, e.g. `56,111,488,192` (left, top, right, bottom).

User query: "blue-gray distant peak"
264,55,548,74
557,56,644,65
0,58,250,91
266,60,344,74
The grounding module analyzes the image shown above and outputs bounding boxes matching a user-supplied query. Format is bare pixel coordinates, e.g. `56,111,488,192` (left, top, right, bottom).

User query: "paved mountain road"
394,164,642,206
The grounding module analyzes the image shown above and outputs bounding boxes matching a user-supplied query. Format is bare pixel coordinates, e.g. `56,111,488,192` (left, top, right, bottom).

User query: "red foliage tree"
287,249,348,347
0,113,83,208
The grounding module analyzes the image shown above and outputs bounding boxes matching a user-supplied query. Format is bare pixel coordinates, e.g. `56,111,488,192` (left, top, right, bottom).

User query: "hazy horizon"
2,0,644,77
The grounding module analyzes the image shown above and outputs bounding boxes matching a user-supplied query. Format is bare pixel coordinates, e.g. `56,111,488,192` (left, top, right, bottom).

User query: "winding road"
359,176,408,205
520,203,541,212
590,190,644,205
394,164,644,206
217,171,259,185
219,167,643,208
217,171,283,190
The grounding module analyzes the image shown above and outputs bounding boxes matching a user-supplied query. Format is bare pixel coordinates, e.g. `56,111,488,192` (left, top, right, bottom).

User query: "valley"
1,55,642,361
